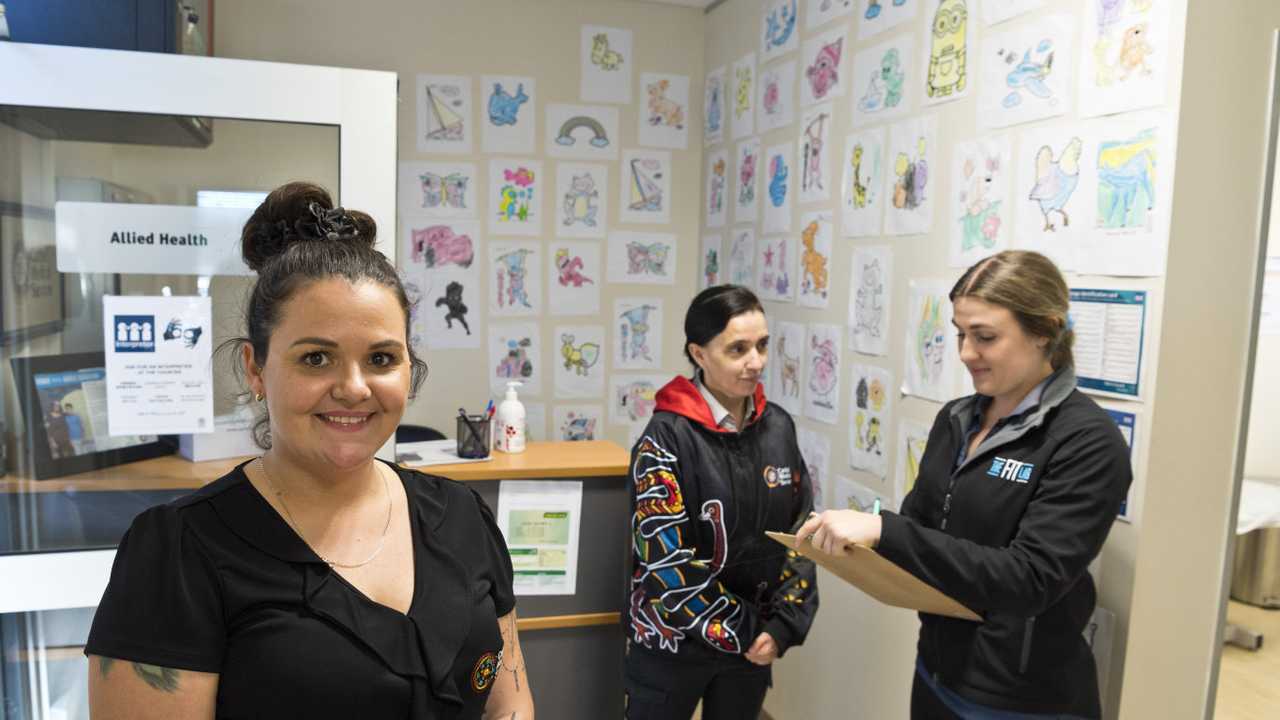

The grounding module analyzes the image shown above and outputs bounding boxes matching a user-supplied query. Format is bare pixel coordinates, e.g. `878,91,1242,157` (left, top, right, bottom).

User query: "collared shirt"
694,371,756,432
955,372,1055,470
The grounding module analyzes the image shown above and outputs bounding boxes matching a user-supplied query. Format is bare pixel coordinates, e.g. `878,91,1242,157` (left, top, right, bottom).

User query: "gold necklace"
258,457,392,569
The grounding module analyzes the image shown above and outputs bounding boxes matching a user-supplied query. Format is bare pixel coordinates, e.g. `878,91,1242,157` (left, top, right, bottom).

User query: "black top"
85,460,516,719
877,369,1130,718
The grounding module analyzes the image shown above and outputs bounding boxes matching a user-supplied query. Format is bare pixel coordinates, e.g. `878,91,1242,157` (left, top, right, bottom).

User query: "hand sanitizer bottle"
495,381,526,453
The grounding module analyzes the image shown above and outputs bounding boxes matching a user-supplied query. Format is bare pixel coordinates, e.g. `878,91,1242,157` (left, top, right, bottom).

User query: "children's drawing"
807,0,855,30
848,245,893,356
488,159,543,236
621,150,673,225
639,73,691,149
481,75,535,154
704,66,726,146
398,162,475,219
849,364,893,478
1013,126,1085,270
798,104,833,204
755,234,796,303
727,227,755,288
734,138,762,224
434,280,472,337
761,0,800,59
403,221,477,271
615,298,664,370
582,25,633,104
982,0,1044,26
802,27,847,107
731,53,757,140
834,476,891,514
1096,125,1157,232
416,74,471,154
490,242,542,317
608,232,676,285
797,426,830,512
857,0,918,42
980,15,1074,129
547,104,619,160
488,322,541,396
408,263,483,352
701,234,723,290
902,280,959,402
797,211,832,308
756,60,797,133
555,162,608,239
884,116,937,236
897,419,930,506
548,241,601,316
773,321,806,416
555,405,604,441
851,36,913,126
950,136,1013,268
555,325,605,398
1079,0,1169,118
763,143,793,234
923,0,970,105
804,323,842,425
705,149,729,229
610,374,663,426
841,128,886,238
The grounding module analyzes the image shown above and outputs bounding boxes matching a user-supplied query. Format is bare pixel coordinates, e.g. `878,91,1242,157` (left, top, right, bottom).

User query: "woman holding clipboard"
798,251,1130,719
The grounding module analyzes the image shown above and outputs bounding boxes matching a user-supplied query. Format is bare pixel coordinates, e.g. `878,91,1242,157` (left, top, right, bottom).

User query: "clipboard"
766,532,982,622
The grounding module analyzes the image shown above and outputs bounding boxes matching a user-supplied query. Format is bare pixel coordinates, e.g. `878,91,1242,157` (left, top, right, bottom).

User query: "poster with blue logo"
1069,288,1147,400
103,295,213,436
1105,407,1138,523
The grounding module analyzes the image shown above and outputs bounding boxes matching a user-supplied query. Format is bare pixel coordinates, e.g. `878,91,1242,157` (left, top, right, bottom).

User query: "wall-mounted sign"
55,201,253,276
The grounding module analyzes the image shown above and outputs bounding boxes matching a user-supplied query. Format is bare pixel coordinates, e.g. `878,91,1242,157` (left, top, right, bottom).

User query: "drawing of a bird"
1029,137,1082,232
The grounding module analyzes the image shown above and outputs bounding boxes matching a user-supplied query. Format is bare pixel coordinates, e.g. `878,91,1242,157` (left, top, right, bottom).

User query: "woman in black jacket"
799,251,1130,719
625,285,818,720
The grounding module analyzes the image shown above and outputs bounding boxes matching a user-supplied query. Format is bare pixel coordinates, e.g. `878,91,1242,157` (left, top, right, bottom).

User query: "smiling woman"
82,182,535,720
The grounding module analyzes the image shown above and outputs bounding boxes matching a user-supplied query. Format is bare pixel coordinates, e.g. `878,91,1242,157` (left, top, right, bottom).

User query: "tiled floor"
1215,601,1280,719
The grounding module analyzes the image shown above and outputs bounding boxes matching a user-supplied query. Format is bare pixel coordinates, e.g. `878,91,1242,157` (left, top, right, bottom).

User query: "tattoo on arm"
500,613,522,693
97,657,181,693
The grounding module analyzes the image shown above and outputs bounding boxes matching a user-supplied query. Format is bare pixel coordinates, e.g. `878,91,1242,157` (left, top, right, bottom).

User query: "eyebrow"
951,321,995,330
289,337,405,350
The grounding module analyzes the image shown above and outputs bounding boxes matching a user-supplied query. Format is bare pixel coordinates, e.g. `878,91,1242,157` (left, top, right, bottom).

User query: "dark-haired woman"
798,251,1130,719
85,183,534,719
624,284,818,720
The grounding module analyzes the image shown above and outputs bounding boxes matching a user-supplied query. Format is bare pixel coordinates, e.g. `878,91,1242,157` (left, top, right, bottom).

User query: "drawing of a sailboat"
628,158,664,211
425,84,464,141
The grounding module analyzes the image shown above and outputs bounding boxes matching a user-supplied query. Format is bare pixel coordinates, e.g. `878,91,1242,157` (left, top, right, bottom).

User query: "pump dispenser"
494,381,526,453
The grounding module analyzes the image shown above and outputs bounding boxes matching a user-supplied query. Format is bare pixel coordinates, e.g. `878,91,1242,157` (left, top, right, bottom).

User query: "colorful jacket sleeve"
761,446,819,657
628,423,759,656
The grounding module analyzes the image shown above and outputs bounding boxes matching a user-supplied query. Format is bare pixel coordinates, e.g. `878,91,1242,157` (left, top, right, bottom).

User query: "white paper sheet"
761,0,801,60
734,138,762,225
849,364,893,478
413,265,482,351
756,233,797,303
481,75,536,154
797,210,833,308
581,25,633,104
804,323,843,425
731,53,757,140
553,404,604,441
638,73,690,149
396,439,491,468
851,34,914,127
807,0,855,30
705,66,727,146
884,115,937,236
547,241,602,316
763,142,795,234
701,233,724,289
489,241,542,317
979,15,1074,129
416,74,472,154
1012,124,1086,271
798,103,835,204
1079,0,1171,118
607,232,677,285
488,322,542,397
1070,288,1148,400
497,480,583,596
553,324,606,398
757,60,798,133
401,218,479,274
614,297,664,370
555,162,608,238
841,127,888,237
705,148,730,228
833,474,892,513
902,279,961,402
546,104,619,161
488,158,544,236
773,320,807,416
857,0,919,41
920,0,974,107
399,162,477,219
103,295,213,435
620,149,673,225
949,135,1014,268
896,418,931,508
797,425,831,511
727,227,757,289
800,26,848,107
848,246,893,356
609,374,666,426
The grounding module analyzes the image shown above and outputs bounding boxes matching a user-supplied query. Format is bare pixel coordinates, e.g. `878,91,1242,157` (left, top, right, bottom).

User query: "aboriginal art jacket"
627,376,818,661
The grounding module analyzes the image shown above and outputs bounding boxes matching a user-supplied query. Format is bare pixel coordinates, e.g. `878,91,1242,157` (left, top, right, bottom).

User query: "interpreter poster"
1070,288,1147,400
103,295,213,435
496,480,583,596
1105,407,1139,523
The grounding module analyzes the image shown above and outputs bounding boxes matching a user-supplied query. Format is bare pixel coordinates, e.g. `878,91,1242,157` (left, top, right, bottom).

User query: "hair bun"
240,181,377,272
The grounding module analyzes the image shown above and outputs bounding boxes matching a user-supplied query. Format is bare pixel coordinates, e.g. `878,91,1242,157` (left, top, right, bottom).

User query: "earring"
255,392,264,402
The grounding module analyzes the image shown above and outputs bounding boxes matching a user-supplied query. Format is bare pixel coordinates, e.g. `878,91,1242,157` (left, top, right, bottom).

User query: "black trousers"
624,646,772,720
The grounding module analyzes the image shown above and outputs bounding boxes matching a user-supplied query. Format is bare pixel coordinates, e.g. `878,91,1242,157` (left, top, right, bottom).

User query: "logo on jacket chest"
987,457,1034,484
763,465,793,488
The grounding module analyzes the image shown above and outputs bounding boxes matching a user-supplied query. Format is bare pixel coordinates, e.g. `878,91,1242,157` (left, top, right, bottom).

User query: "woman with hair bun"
798,250,1130,719
85,182,534,719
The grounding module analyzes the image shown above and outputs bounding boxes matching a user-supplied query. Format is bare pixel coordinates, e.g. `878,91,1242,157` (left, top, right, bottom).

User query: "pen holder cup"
456,415,492,459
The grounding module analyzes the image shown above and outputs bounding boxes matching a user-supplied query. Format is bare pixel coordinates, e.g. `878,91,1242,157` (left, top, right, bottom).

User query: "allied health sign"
55,201,254,276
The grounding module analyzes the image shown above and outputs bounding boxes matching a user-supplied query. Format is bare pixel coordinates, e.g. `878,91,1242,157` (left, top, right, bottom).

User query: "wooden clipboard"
766,531,982,622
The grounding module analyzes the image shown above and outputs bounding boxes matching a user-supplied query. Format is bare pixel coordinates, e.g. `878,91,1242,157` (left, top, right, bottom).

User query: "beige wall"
215,0,707,445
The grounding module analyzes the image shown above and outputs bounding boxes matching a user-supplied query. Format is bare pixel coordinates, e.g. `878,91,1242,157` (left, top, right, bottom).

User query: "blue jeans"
913,657,1092,720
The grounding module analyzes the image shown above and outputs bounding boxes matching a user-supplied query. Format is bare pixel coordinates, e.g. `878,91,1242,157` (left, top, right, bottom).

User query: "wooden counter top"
0,441,629,494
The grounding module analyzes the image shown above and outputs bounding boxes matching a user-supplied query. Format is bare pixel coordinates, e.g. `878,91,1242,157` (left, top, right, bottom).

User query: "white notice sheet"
496,480,583,596
1069,289,1147,400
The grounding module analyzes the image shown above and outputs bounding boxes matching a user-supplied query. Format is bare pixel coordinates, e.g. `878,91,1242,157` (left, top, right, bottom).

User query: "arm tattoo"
97,658,182,692
500,613,522,692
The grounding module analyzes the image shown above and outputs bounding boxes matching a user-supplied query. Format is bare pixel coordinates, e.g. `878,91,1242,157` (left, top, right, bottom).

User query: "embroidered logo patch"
471,651,501,693
763,465,793,488
987,457,1034,484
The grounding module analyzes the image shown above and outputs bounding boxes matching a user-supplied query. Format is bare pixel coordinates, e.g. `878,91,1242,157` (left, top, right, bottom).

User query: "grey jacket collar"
949,366,1077,474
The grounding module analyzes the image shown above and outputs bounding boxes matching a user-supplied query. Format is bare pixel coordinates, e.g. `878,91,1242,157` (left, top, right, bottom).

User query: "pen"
872,498,881,515
484,399,495,417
